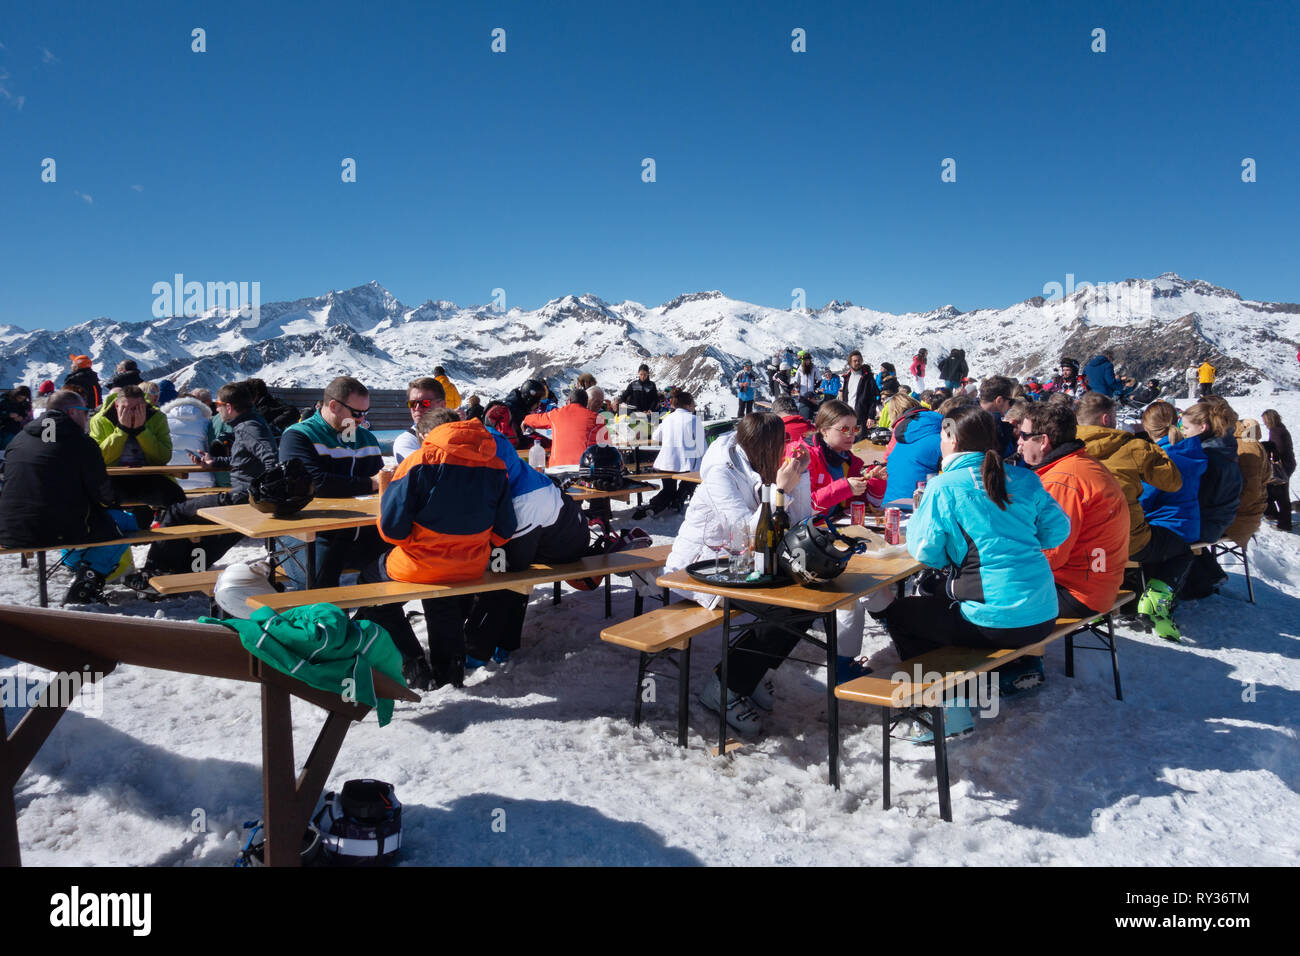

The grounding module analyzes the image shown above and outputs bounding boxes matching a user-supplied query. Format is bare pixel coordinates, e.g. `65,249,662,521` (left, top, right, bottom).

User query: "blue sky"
1,0,1296,329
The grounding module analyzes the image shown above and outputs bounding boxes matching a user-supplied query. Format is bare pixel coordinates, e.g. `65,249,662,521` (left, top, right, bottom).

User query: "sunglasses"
407,398,434,410
1017,430,1046,441
332,398,370,420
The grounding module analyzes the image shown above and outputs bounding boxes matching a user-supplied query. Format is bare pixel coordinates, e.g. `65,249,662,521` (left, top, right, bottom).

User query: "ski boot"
62,565,106,605
1137,579,1181,642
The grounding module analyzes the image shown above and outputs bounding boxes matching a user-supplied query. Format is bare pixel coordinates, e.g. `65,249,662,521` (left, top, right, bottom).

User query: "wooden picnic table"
657,546,921,787
852,439,889,465
106,464,221,478
0,604,418,867
198,496,380,588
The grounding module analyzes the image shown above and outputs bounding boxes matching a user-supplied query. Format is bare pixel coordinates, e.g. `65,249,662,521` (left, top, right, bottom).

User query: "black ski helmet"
249,458,316,517
579,444,625,491
521,379,546,405
777,516,867,586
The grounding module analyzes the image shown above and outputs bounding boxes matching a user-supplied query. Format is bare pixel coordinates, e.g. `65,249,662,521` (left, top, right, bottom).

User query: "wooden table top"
657,549,920,613
197,496,379,539
851,439,889,464
565,480,655,502
106,464,221,478
247,544,674,612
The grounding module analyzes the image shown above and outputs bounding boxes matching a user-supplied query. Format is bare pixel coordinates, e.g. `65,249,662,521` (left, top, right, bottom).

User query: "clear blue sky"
1,0,1296,329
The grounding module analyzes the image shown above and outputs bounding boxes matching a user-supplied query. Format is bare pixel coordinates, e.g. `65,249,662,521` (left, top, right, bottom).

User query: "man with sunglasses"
1017,402,1130,637
279,376,389,588
392,377,446,464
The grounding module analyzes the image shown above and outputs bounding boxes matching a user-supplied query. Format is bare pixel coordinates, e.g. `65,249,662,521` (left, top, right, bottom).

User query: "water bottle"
528,438,547,471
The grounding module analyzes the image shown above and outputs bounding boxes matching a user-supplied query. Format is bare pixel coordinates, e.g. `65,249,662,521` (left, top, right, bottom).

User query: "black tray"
684,560,791,588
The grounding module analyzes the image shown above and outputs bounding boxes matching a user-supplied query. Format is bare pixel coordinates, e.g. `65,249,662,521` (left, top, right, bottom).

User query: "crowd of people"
0,347,1295,741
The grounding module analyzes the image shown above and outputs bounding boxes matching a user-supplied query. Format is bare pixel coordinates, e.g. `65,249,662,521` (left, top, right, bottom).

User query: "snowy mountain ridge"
5,275,1298,413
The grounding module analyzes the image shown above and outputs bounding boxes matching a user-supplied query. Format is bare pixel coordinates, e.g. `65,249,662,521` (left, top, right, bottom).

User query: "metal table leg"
825,610,839,789
718,596,731,756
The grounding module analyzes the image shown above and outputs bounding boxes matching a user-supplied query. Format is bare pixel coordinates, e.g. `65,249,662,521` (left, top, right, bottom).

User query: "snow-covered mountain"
5,275,1298,416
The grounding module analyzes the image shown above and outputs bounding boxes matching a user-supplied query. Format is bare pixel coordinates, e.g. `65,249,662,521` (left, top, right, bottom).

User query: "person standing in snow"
1185,364,1199,401
433,366,461,411
732,361,757,417
1261,408,1294,531
909,348,928,393
619,365,659,413
839,350,877,437
1197,359,1217,398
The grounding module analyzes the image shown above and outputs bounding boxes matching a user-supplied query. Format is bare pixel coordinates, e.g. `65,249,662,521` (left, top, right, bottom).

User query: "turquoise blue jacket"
907,451,1070,629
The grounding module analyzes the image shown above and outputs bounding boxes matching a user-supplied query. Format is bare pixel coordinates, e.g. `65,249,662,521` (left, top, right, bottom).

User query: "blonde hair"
1237,418,1261,441
1142,401,1181,442
887,392,921,422
1181,403,1212,436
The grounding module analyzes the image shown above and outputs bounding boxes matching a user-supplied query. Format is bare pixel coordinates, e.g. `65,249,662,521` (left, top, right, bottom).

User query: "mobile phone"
187,449,204,462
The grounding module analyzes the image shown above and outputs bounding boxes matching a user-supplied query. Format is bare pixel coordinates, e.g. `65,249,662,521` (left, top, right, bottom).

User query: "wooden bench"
150,569,223,596
244,545,674,621
835,590,1133,822
600,601,737,747
0,604,419,866
0,524,241,608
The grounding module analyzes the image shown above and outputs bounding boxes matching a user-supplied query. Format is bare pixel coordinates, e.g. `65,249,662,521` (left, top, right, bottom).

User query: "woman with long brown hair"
864,404,1070,740
663,412,811,736
1262,408,1295,531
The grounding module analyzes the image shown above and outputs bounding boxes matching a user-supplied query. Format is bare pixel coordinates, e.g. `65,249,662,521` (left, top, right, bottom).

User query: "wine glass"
704,526,727,578
724,523,752,576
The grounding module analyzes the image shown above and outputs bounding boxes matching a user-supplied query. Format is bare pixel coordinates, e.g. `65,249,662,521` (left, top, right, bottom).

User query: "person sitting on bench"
128,381,280,587
865,405,1070,741
90,384,185,510
391,376,446,464
522,387,606,468
352,408,516,691
1012,401,1130,689
279,376,387,588
636,389,706,518
0,389,139,604
662,412,813,737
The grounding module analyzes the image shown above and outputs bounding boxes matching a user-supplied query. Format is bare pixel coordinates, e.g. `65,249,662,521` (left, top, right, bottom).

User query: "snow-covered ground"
5,394,1300,866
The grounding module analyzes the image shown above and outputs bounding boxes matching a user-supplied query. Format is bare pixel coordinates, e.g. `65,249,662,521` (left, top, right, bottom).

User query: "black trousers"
464,497,597,660
352,551,474,666
718,606,808,697
1180,549,1228,600
315,525,390,590
111,475,186,509
145,491,246,572
736,399,754,417
1056,584,1102,619
1265,481,1293,530
883,595,1055,661
646,476,692,514
1132,524,1194,592
1199,382,1213,397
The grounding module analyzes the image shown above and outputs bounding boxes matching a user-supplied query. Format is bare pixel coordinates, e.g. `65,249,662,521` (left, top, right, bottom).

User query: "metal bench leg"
604,575,612,619
633,653,648,727
677,642,691,747
36,551,48,608
881,706,891,811
634,591,644,617
931,706,952,822
825,611,839,790
0,707,20,866
19,552,27,569
552,581,561,606
1244,549,1254,604
1065,631,1075,678
1107,614,1123,701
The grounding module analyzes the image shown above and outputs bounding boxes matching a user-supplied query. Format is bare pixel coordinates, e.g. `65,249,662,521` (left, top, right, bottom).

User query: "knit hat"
38,380,55,395
158,379,178,404
69,354,92,369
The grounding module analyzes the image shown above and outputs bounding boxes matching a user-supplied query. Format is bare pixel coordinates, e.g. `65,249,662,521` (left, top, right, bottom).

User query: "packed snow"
4,394,1299,866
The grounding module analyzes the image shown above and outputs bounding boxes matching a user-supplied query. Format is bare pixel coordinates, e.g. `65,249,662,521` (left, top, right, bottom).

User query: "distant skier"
1198,359,1216,398
937,348,968,392
1185,364,1199,401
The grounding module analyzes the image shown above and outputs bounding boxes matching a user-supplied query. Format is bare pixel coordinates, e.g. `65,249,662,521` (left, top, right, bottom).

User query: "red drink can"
850,500,866,526
884,508,901,545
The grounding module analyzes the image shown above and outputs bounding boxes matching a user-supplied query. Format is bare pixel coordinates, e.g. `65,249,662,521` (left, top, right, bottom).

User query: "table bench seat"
600,600,737,747
836,590,1132,822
